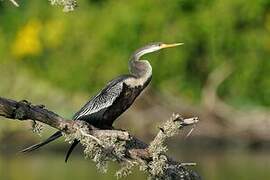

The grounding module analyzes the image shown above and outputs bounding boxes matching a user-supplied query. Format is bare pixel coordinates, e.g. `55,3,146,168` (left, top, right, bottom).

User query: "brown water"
0,150,269,180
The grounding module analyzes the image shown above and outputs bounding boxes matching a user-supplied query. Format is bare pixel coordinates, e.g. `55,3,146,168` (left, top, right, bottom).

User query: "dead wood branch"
8,0,19,7
0,97,200,180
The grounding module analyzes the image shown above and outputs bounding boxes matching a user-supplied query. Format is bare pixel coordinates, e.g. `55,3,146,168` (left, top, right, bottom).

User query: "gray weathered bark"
0,97,201,180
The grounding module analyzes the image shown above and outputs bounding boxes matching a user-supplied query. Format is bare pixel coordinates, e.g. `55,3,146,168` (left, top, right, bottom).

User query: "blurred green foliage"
0,2,270,179
0,0,269,107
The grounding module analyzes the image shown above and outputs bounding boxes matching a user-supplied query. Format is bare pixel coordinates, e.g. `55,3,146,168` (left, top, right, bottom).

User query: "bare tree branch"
0,96,200,179
8,0,19,7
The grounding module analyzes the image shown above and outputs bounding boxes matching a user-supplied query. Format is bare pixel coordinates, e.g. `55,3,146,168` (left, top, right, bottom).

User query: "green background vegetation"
1,0,269,106
0,0,270,179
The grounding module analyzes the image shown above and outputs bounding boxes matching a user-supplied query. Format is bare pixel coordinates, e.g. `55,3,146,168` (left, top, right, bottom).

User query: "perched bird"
21,42,183,162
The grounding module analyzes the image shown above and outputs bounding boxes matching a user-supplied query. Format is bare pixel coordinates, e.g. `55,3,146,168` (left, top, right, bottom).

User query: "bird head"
133,42,184,60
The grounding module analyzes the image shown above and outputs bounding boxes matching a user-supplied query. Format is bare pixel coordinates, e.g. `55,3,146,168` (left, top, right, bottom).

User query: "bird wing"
72,78,126,121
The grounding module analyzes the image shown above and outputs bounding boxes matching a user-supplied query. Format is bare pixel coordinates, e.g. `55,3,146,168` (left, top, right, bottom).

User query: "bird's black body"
22,74,151,161
76,75,151,128
64,74,151,161
21,42,182,162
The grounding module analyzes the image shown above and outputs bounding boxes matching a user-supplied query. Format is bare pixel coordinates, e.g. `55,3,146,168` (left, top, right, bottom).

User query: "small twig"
184,125,196,139
79,128,103,145
0,97,201,179
180,162,197,166
9,0,19,7
31,120,43,136
179,117,199,126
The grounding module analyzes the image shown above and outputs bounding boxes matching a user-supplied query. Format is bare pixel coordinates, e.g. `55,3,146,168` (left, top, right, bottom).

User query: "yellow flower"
11,19,42,58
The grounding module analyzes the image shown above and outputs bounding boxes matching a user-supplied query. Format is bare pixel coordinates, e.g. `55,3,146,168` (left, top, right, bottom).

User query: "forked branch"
0,97,200,180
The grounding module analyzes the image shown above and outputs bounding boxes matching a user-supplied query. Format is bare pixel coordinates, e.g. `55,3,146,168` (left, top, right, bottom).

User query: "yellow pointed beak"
161,43,184,49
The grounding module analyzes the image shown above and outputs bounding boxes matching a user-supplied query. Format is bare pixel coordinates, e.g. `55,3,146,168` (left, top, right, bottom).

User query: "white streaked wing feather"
73,82,123,120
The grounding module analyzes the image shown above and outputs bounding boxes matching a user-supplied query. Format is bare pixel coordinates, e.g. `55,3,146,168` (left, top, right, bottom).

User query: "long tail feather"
65,140,79,163
21,131,62,153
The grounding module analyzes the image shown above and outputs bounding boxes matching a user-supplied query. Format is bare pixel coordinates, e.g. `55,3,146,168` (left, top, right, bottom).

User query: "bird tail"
65,140,79,163
21,131,62,153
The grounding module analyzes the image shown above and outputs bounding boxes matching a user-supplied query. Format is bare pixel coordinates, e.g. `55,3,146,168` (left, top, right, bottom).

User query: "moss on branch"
49,0,77,12
0,97,201,179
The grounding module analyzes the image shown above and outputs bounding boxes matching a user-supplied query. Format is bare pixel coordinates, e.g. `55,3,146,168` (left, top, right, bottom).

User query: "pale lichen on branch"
5,0,78,11
49,0,77,12
143,114,199,179
0,97,201,180
8,0,19,7
63,121,128,173
31,120,44,136
60,114,200,179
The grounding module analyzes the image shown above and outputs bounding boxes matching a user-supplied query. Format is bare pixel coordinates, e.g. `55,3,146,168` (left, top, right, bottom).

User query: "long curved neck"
128,52,152,78
124,52,152,88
